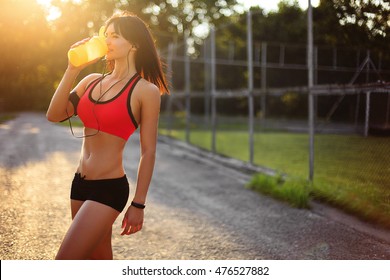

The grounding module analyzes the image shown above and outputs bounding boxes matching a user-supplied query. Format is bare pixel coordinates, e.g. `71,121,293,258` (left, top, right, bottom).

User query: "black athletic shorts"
70,173,129,212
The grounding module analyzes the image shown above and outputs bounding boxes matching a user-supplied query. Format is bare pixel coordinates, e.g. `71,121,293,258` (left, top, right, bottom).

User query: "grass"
246,173,311,209
159,125,390,229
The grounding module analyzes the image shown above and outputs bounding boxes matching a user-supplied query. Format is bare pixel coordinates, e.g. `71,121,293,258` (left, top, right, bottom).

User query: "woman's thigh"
56,200,120,260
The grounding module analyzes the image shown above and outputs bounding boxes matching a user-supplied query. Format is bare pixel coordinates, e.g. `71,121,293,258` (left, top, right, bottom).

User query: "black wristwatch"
131,201,145,209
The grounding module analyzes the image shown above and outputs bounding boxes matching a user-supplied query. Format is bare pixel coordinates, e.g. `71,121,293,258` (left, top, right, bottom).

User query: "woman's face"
104,23,133,61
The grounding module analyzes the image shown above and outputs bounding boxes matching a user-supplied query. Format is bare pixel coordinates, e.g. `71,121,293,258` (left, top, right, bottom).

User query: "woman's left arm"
121,83,161,235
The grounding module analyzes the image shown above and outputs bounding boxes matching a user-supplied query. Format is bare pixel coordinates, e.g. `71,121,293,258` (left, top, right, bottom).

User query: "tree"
314,0,388,48
332,0,390,42
0,0,53,111
2,0,389,113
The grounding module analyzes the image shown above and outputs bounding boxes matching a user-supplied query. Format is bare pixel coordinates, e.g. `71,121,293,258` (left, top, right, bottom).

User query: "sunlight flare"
36,0,61,21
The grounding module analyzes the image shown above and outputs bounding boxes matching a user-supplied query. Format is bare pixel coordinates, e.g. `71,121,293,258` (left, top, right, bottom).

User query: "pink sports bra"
76,73,141,140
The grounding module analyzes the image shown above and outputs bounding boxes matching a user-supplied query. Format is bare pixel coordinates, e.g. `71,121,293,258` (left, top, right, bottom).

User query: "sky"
237,0,320,12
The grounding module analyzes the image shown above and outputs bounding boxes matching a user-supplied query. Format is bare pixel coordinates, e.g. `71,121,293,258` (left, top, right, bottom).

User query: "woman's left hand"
121,206,144,235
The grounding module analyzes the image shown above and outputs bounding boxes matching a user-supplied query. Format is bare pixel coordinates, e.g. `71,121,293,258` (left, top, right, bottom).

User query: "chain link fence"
157,12,390,226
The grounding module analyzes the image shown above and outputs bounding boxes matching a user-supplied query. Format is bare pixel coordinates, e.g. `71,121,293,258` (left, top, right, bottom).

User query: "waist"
78,152,124,180
73,172,128,185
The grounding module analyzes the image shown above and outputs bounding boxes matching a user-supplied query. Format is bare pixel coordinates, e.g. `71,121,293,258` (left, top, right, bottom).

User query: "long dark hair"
105,11,169,95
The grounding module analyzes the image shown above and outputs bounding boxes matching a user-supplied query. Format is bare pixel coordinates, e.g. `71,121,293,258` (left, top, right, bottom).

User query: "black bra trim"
88,73,139,104
127,75,142,129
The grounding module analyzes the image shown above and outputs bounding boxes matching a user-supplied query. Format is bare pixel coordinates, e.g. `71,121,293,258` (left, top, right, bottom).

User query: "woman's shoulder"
72,73,102,97
133,79,160,111
82,73,103,88
135,78,160,99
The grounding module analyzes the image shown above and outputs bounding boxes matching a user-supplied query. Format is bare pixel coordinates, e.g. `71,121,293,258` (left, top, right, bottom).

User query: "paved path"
0,113,389,260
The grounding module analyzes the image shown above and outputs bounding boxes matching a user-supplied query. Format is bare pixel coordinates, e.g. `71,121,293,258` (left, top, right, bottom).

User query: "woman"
46,11,169,259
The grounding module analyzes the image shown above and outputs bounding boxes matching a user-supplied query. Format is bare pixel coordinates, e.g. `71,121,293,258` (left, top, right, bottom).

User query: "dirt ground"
1,112,389,260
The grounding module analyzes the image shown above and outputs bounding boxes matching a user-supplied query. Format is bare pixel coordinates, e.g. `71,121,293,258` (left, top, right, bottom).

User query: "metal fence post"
261,42,267,119
184,32,191,144
308,0,315,181
204,38,210,126
364,91,371,137
210,27,217,154
166,43,174,137
247,10,254,164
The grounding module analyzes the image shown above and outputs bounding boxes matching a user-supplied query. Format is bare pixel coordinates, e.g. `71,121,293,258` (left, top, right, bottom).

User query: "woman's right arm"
46,67,82,122
46,38,101,122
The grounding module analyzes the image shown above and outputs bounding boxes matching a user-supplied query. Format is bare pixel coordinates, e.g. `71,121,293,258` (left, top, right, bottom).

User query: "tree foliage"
0,0,54,110
314,0,390,49
333,0,390,41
